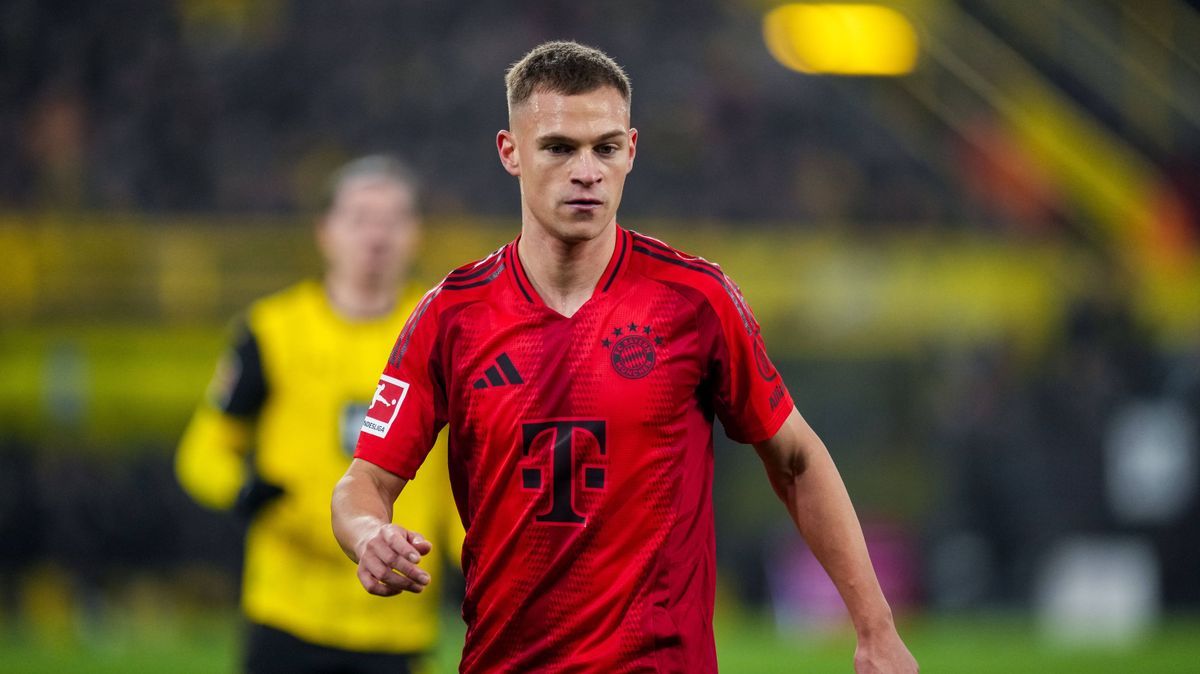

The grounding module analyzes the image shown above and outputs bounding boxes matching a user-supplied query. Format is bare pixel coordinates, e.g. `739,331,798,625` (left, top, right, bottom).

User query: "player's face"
318,178,419,286
498,86,637,244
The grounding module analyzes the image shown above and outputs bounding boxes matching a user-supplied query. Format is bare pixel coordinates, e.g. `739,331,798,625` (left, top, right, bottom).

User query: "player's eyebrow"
537,130,627,146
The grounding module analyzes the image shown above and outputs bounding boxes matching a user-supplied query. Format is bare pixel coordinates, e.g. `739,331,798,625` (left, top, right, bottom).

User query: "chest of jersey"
441,281,711,529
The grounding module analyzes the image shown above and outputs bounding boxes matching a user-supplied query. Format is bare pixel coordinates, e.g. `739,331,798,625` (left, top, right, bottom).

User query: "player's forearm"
331,467,398,563
777,442,896,637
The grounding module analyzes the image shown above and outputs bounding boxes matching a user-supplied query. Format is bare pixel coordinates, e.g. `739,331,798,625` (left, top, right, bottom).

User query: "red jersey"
356,225,793,673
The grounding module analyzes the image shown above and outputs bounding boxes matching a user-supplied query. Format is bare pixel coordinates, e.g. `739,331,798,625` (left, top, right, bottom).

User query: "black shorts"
244,622,424,674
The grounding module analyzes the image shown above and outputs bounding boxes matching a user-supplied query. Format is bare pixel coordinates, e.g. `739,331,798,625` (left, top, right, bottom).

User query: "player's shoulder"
408,242,511,320
627,229,758,335
384,245,510,368
628,231,737,300
439,243,509,293
628,229,726,281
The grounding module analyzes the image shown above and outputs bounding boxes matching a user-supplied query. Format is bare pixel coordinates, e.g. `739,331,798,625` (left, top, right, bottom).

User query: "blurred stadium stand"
2,0,1200,663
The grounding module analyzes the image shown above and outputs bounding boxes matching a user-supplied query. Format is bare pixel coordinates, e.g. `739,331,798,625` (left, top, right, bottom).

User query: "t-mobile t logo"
520,419,607,525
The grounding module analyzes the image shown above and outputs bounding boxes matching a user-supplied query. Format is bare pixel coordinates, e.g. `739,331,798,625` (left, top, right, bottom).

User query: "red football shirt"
356,225,793,673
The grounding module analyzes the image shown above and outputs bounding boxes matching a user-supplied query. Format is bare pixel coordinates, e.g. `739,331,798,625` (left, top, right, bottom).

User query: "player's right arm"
333,286,448,596
331,459,432,595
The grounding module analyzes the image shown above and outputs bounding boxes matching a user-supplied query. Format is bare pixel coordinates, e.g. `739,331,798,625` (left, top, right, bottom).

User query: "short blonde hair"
505,41,631,114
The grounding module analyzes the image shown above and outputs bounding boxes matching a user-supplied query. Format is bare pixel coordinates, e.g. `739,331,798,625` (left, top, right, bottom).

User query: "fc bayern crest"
601,321,662,379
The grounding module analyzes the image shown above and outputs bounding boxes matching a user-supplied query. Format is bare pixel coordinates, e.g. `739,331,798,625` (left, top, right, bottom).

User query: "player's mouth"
565,198,603,212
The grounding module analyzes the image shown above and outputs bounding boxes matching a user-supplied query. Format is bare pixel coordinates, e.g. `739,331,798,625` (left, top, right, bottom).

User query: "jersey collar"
506,224,633,309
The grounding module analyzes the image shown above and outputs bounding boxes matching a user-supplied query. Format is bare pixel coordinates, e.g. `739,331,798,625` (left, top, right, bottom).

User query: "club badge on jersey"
361,375,409,438
600,320,664,380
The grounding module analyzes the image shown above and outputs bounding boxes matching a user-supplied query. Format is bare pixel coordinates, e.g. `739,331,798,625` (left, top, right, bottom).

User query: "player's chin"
553,212,611,239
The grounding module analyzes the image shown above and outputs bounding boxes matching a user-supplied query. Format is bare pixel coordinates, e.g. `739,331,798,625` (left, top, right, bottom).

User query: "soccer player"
177,155,461,674
332,42,917,673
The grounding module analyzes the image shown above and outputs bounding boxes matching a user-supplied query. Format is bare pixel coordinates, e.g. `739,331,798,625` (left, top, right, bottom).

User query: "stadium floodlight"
763,3,919,76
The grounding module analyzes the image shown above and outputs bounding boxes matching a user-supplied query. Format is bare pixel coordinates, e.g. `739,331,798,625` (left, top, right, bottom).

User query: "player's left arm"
754,407,918,674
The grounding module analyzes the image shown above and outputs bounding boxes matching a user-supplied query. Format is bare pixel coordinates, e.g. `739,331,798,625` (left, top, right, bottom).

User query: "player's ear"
497,130,521,177
626,128,637,173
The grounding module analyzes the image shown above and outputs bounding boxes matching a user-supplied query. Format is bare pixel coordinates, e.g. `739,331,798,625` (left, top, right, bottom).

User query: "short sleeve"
700,277,794,445
208,322,267,417
354,290,447,480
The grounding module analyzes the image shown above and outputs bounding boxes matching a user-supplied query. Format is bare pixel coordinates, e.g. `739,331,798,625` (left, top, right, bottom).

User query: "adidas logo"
472,352,524,389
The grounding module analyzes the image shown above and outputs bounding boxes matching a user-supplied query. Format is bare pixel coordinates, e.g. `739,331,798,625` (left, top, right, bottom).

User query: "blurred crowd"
4,0,981,225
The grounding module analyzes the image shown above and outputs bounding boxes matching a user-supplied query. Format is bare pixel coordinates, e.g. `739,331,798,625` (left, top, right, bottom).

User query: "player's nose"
569,152,603,186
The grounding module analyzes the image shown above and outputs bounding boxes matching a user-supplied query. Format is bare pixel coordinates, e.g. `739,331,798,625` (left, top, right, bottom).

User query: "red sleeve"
354,289,447,480
701,275,794,445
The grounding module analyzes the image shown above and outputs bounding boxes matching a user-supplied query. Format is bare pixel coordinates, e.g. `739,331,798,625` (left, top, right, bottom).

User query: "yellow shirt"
176,280,461,653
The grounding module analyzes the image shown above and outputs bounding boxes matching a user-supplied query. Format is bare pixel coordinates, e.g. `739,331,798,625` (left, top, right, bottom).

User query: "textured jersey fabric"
356,226,793,672
177,279,462,654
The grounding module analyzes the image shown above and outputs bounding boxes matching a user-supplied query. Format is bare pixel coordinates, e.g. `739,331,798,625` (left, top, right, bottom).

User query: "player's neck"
517,223,616,318
323,273,398,320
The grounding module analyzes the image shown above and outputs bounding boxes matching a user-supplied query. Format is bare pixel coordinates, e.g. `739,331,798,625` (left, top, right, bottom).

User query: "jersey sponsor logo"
601,321,662,379
360,375,409,438
472,352,524,389
519,419,607,525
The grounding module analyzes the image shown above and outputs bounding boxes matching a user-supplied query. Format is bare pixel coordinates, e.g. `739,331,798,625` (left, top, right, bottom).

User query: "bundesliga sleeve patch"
360,374,410,438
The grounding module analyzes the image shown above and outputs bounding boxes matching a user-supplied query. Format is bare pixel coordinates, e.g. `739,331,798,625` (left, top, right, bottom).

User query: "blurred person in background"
332,42,916,673
176,155,461,674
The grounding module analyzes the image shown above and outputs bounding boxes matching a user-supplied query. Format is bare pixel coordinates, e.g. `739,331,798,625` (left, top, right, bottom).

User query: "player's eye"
596,144,619,156
546,144,572,155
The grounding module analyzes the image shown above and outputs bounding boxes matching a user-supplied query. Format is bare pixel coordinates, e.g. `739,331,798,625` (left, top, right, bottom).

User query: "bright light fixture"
764,3,920,76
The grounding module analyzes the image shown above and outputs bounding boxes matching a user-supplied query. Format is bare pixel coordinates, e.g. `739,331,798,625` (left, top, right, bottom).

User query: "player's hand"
853,627,918,674
354,523,433,596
